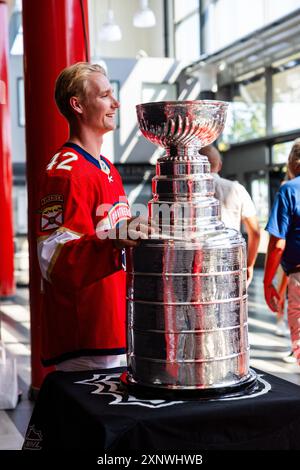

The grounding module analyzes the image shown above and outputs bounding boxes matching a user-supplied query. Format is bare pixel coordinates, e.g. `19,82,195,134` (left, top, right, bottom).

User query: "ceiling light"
133,0,156,28
99,3,122,42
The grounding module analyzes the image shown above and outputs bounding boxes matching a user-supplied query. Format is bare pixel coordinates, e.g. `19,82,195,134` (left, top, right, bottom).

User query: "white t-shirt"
212,173,256,231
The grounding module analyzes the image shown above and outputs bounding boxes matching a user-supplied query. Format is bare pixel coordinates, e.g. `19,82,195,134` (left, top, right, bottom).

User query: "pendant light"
99,0,122,42
133,0,156,28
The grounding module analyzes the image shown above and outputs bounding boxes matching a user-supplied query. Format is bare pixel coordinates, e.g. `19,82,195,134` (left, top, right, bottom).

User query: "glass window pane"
251,177,269,227
250,176,269,254
272,141,293,165
175,12,200,61
174,0,199,23
221,77,266,143
17,77,25,127
205,0,264,54
265,0,300,24
204,0,300,55
273,65,300,133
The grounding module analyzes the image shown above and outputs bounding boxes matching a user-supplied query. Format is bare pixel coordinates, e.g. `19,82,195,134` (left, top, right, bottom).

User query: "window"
174,0,200,61
250,175,269,254
203,0,300,55
250,177,269,227
272,64,300,134
204,0,264,54
272,141,293,165
17,77,25,127
221,75,266,144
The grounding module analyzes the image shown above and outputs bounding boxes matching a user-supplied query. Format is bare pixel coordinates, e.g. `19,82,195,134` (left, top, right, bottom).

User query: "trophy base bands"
97,454,203,466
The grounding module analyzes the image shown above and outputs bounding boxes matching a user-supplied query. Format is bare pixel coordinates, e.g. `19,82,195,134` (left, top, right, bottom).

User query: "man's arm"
263,235,286,312
242,215,260,287
37,174,154,290
36,171,135,291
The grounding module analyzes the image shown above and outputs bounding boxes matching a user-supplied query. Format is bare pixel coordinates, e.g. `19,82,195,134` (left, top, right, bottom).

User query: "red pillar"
0,0,15,297
22,0,90,393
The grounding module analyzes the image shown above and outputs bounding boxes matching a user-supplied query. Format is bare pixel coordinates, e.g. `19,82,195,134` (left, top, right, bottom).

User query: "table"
23,367,300,451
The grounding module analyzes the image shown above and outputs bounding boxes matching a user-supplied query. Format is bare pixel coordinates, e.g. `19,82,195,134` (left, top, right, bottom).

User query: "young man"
37,62,149,371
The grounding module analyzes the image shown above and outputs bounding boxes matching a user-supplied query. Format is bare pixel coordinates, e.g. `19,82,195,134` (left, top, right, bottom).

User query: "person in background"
201,145,260,287
264,138,300,366
36,62,152,372
273,174,291,339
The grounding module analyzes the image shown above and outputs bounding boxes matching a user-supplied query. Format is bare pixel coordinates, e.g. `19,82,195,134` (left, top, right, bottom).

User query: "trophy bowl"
136,100,228,150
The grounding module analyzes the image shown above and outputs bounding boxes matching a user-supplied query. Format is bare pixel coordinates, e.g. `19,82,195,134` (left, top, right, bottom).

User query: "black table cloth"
23,367,300,450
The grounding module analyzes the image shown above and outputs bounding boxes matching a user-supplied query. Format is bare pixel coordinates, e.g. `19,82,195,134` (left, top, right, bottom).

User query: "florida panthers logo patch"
40,195,64,231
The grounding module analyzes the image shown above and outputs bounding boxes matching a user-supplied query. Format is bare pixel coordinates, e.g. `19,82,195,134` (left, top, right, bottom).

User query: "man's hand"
264,282,280,312
113,217,156,249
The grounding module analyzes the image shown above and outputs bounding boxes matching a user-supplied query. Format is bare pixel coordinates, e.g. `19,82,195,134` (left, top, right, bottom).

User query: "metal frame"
163,0,175,57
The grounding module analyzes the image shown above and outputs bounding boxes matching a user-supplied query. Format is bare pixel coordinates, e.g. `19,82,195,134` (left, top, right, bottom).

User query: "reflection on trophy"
124,100,257,397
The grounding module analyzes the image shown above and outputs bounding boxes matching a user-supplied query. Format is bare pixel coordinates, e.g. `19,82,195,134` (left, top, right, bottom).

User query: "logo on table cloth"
23,425,43,450
75,373,271,407
75,374,184,409
40,194,64,231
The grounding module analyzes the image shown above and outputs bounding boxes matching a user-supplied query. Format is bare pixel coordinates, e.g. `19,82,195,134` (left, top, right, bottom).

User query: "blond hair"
288,138,300,177
54,62,106,121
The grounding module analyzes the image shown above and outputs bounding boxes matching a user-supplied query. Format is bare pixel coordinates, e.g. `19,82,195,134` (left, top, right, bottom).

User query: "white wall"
9,55,25,163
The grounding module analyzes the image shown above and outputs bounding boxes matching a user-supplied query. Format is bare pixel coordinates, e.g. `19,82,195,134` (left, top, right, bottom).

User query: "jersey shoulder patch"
39,194,64,232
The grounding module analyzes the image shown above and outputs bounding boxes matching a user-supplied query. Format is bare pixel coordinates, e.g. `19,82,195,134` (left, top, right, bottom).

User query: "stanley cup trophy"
123,100,257,398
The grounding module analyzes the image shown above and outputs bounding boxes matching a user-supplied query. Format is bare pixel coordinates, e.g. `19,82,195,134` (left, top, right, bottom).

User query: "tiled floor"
0,268,299,450
0,287,33,450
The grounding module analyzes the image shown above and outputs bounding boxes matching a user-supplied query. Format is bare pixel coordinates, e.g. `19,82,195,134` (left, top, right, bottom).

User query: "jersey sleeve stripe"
37,229,81,282
56,226,83,237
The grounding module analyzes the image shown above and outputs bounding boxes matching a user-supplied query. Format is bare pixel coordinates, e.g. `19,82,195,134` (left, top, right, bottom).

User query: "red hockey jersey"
37,143,131,366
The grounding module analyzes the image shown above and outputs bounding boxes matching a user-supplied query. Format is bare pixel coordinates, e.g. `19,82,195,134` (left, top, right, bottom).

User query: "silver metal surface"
127,100,254,391
137,100,228,149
